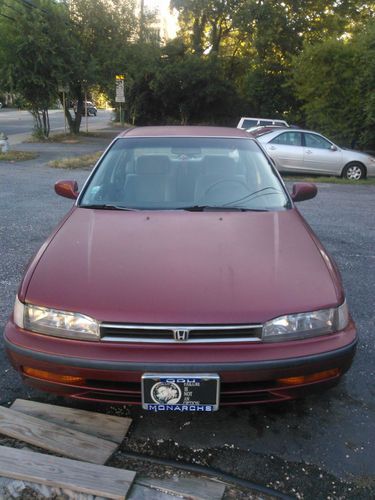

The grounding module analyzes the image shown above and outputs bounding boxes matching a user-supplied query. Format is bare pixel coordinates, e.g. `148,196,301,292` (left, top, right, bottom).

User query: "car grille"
70,380,293,406
100,323,263,343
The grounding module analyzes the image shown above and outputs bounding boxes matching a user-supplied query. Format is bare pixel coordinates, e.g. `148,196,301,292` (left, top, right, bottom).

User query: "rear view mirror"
55,180,79,199
291,182,317,202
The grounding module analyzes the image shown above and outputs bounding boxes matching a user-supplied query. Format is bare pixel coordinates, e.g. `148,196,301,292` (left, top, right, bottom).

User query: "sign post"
58,83,69,135
115,75,125,126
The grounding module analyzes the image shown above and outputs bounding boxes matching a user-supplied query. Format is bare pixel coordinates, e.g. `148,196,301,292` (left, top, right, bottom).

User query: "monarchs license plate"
142,373,220,412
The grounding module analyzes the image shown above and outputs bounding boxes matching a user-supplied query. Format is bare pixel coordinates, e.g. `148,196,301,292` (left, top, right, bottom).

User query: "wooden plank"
128,483,178,500
0,406,117,464
0,445,135,500
135,475,226,500
11,399,131,444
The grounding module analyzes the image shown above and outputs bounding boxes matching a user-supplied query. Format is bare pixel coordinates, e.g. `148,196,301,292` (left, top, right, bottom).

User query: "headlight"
14,297,100,341
262,301,349,342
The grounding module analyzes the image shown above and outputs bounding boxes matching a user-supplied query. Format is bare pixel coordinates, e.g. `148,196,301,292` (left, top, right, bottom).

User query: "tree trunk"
30,109,50,139
41,109,50,137
59,91,83,135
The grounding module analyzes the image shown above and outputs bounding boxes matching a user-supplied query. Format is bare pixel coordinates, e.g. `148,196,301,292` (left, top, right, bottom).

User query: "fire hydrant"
0,132,9,153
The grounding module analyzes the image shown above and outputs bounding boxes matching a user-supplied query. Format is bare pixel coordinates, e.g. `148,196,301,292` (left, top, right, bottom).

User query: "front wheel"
342,162,366,181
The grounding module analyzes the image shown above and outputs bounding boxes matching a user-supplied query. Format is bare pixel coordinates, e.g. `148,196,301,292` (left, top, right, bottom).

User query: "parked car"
4,126,357,411
253,128,375,180
237,117,289,130
74,101,97,116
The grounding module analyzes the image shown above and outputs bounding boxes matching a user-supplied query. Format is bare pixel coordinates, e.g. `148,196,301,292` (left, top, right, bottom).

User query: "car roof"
247,125,290,137
118,126,251,139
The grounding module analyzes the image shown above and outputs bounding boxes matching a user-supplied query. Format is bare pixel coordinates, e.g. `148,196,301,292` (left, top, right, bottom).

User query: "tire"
342,162,366,181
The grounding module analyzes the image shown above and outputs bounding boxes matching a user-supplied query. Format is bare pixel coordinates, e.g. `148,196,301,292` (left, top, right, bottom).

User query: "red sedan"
4,126,357,411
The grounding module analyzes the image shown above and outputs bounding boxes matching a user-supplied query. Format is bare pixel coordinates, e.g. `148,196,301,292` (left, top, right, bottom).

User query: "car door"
303,133,342,174
263,131,304,172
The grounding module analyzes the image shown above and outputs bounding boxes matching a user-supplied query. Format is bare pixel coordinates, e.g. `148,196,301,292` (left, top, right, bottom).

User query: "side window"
304,133,332,149
243,119,258,128
270,132,302,147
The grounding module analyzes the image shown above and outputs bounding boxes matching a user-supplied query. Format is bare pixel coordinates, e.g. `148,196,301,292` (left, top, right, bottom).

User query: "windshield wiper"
80,204,136,211
222,187,284,207
180,205,268,212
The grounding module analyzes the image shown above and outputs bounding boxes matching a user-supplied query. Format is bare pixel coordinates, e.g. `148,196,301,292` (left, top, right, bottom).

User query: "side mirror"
330,145,338,151
55,180,79,199
291,182,317,202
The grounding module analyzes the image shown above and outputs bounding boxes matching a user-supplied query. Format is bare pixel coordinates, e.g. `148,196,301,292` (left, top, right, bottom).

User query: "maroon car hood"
25,208,342,324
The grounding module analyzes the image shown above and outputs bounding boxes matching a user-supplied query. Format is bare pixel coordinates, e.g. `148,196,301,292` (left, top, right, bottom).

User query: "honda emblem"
173,329,190,341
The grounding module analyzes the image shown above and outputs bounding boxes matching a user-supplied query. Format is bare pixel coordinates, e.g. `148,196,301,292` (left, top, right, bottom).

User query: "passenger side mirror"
55,180,79,199
291,182,317,202
330,145,338,151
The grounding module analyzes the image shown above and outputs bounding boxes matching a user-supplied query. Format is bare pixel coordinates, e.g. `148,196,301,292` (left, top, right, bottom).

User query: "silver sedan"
255,128,375,180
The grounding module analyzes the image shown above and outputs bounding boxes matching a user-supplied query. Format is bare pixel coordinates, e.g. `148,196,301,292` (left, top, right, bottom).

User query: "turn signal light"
277,368,341,386
23,367,85,385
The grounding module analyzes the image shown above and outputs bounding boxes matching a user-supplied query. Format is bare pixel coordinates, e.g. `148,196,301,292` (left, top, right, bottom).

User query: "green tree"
355,21,375,148
291,38,363,147
59,0,138,133
0,0,68,137
0,0,138,135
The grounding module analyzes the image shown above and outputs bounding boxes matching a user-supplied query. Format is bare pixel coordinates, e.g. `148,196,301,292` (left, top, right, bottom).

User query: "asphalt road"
0,141,374,499
0,108,113,142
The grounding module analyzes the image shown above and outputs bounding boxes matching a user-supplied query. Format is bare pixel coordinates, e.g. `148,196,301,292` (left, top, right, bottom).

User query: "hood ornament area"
173,329,190,341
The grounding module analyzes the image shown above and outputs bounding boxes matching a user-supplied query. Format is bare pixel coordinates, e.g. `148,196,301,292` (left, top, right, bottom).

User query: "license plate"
142,373,220,412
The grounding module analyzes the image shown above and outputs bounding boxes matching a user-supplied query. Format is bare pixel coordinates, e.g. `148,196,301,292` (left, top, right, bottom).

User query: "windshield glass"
79,137,290,211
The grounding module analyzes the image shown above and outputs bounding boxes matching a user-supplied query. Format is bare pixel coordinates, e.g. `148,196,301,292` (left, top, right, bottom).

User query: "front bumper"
4,320,357,406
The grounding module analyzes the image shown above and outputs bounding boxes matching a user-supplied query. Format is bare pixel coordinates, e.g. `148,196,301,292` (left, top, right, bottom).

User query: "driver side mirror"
291,182,317,202
55,180,79,199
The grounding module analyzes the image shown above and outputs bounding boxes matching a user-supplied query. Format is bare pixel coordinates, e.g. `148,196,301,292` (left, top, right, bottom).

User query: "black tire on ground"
342,162,366,181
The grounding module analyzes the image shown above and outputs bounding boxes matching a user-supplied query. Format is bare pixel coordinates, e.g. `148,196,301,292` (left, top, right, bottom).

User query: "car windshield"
79,137,290,211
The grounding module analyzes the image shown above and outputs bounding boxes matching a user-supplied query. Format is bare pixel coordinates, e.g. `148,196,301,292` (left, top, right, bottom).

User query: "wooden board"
11,399,131,444
128,483,178,500
0,406,117,464
135,475,226,500
0,445,135,500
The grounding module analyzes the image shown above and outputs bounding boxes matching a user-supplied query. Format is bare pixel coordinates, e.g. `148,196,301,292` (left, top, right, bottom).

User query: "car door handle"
305,150,313,154
269,146,277,150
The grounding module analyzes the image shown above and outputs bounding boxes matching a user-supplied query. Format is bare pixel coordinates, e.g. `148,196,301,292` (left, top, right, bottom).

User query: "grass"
0,151,38,162
282,174,375,185
26,131,114,144
48,151,103,169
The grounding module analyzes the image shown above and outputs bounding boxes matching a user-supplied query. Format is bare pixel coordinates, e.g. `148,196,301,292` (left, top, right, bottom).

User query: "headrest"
201,155,235,175
136,155,170,174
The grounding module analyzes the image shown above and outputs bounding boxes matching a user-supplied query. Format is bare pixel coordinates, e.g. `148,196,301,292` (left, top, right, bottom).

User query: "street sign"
115,75,125,103
58,83,69,93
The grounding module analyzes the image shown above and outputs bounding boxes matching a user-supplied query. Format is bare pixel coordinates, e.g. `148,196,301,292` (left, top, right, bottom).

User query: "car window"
242,119,258,128
304,133,332,149
270,132,302,147
80,137,290,211
258,120,272,126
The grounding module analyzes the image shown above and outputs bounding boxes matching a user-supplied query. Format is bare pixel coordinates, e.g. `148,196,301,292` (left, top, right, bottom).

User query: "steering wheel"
203,179,251,200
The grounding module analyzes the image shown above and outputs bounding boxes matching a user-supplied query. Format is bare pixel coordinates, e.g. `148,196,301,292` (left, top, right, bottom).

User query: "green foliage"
0,0,137,135
290,22,375,149
291,39,361,145
1,0,375,147
356,21,375,148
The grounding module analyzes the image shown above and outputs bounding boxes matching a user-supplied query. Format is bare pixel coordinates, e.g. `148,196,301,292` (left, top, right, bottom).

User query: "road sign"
115,77,125,103
58,83,69,93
